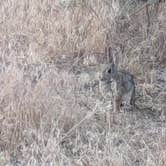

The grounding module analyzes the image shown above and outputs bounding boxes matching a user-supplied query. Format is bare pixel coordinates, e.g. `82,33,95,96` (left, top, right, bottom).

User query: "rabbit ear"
112,51,118,65
105,46,113,63
108,47,113,63
111,62,118,74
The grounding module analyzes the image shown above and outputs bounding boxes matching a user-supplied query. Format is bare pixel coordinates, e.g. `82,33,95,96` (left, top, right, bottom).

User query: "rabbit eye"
107,69,111,73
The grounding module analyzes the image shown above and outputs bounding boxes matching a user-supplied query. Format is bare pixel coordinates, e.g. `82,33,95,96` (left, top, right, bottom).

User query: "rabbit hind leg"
114,95,122,112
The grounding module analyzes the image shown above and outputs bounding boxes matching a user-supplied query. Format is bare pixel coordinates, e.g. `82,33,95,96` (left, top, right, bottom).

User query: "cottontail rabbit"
101,48,135,112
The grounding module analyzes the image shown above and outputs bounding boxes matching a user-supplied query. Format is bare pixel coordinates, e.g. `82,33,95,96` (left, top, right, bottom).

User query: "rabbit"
100,48,135,112
101,63,135,112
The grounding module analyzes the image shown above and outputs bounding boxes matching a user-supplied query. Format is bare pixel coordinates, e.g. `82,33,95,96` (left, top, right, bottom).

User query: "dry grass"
0,0,166,165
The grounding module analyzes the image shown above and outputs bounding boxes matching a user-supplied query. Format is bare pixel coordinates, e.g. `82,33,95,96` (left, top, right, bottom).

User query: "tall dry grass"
0,0,166,165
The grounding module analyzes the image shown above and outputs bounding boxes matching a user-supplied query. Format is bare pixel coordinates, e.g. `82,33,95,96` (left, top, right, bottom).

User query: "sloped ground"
0,54,166,166
0,0,166,166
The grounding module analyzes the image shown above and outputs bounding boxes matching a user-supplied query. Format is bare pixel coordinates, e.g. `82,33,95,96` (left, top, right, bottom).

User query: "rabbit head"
101,46,119,82
101,62,118,83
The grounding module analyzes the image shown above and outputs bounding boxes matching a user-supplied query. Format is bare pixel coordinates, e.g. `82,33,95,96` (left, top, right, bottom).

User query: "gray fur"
101,63,135,112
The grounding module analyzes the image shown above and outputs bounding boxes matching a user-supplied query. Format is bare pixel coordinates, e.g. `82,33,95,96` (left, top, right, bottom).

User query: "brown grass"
0,0,166,165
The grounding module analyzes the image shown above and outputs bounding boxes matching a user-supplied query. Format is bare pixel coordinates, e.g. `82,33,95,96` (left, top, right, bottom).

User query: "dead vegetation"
0,0,166,165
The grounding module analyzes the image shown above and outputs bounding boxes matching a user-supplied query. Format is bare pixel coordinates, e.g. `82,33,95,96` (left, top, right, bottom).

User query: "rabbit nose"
100,77,105,81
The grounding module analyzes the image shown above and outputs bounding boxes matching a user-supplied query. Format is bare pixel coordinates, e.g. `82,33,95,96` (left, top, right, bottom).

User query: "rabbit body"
101,63,135,112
